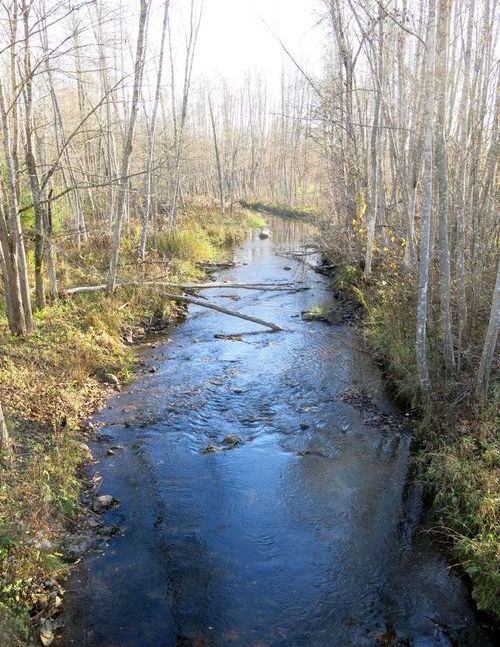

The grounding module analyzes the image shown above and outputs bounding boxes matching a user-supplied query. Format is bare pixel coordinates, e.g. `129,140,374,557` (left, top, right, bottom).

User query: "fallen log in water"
143,281,308,292
63,282,285,331
157,291,284,332
64,281,308,295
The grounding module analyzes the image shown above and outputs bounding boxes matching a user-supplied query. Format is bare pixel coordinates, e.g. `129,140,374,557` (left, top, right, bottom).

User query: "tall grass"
324,245,499,621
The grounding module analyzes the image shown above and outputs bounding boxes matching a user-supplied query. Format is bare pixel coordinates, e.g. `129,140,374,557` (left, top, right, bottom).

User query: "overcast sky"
171,0,325,90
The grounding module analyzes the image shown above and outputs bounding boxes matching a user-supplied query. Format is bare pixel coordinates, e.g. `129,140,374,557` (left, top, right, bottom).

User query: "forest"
0,0,498,645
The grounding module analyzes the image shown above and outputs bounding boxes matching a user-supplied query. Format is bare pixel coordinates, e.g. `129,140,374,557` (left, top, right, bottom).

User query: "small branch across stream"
64,280,290,331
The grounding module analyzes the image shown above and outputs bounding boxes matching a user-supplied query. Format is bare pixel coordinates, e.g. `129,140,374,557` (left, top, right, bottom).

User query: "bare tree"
168,0,203,228
416,0,437,394
139,0,170,260
208,93,225,216
434,0,455,372
107,0,150,291
476,257,500,400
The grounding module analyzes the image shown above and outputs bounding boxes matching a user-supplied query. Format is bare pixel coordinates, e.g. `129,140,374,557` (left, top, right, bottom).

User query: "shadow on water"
58,217,490,647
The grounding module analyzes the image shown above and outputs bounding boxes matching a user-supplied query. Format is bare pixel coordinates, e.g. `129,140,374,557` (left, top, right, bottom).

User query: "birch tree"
434,0,455,372
416,0,437,394
107,0,150,291
476,257,500,400
139,0,170,260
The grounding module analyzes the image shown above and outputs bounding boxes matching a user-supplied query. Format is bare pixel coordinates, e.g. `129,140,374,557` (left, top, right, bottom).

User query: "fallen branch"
158,291,284,331
64,284,108,294
145,281,308,291
63,282,288,330
64,280,307,295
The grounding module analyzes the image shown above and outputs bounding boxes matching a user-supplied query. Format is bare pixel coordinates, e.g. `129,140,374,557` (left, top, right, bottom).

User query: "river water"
59,217,489,647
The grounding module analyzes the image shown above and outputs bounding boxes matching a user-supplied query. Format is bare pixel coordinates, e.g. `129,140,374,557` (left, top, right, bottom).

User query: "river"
58,217,489,647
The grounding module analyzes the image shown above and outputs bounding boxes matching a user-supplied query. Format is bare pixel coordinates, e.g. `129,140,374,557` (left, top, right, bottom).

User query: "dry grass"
0,201,253,639
321,228,500,621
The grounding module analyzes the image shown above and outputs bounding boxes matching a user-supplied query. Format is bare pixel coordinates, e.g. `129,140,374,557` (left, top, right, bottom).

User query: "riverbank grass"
239,200,324,224
325,256,499,622
0,203,253,642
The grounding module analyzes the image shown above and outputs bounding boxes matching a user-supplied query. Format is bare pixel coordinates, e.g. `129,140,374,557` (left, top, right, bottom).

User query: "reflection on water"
59,216,489,647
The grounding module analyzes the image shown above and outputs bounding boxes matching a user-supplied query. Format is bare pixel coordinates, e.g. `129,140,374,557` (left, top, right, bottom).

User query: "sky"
173,0,325,91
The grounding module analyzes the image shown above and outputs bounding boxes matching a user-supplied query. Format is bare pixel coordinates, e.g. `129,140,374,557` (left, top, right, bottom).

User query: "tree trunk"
139,0,170,260
434,0,455,372
107,0,149,291
0,401,13,459
455,0,474,369
0,79,32,332
416,0,437,394
22,0,46,309
208,94,225,216
476,256,500,400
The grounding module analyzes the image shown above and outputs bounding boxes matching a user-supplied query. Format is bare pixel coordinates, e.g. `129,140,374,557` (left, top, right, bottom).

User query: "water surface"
59,217,488,646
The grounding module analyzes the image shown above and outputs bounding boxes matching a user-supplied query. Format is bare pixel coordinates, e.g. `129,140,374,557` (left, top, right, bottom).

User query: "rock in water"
40,619,54,646
61,535,94,561
258,228,271,239
92,494,118,513
301,303,343,324
202,445,219,454
222,434,241,446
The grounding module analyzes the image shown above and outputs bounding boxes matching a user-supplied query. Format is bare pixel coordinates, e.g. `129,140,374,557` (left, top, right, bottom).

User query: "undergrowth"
0,201,254,642
323,244,499,622
238,199,323,223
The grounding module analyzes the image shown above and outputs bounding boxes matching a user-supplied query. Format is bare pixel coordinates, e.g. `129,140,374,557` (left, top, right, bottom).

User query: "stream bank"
0,205,254,645
55,216,491,647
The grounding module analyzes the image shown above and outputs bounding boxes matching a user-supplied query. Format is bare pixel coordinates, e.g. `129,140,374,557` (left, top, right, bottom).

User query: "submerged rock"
214,334,243,341
301,304,343,324
61,534,94,561
222,434,241,446
202,445,220,454
92,494,118,513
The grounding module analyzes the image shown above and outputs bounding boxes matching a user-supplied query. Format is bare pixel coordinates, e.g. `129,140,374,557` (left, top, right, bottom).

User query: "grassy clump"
0,201,252,641
422,415,499,615
246,213,267,229
238,200,323,223
153,205,251,262
324,248,499,621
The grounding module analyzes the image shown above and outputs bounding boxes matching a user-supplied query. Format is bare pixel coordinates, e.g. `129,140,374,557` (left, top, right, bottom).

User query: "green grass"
246,212,267,229
238,200,323,223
